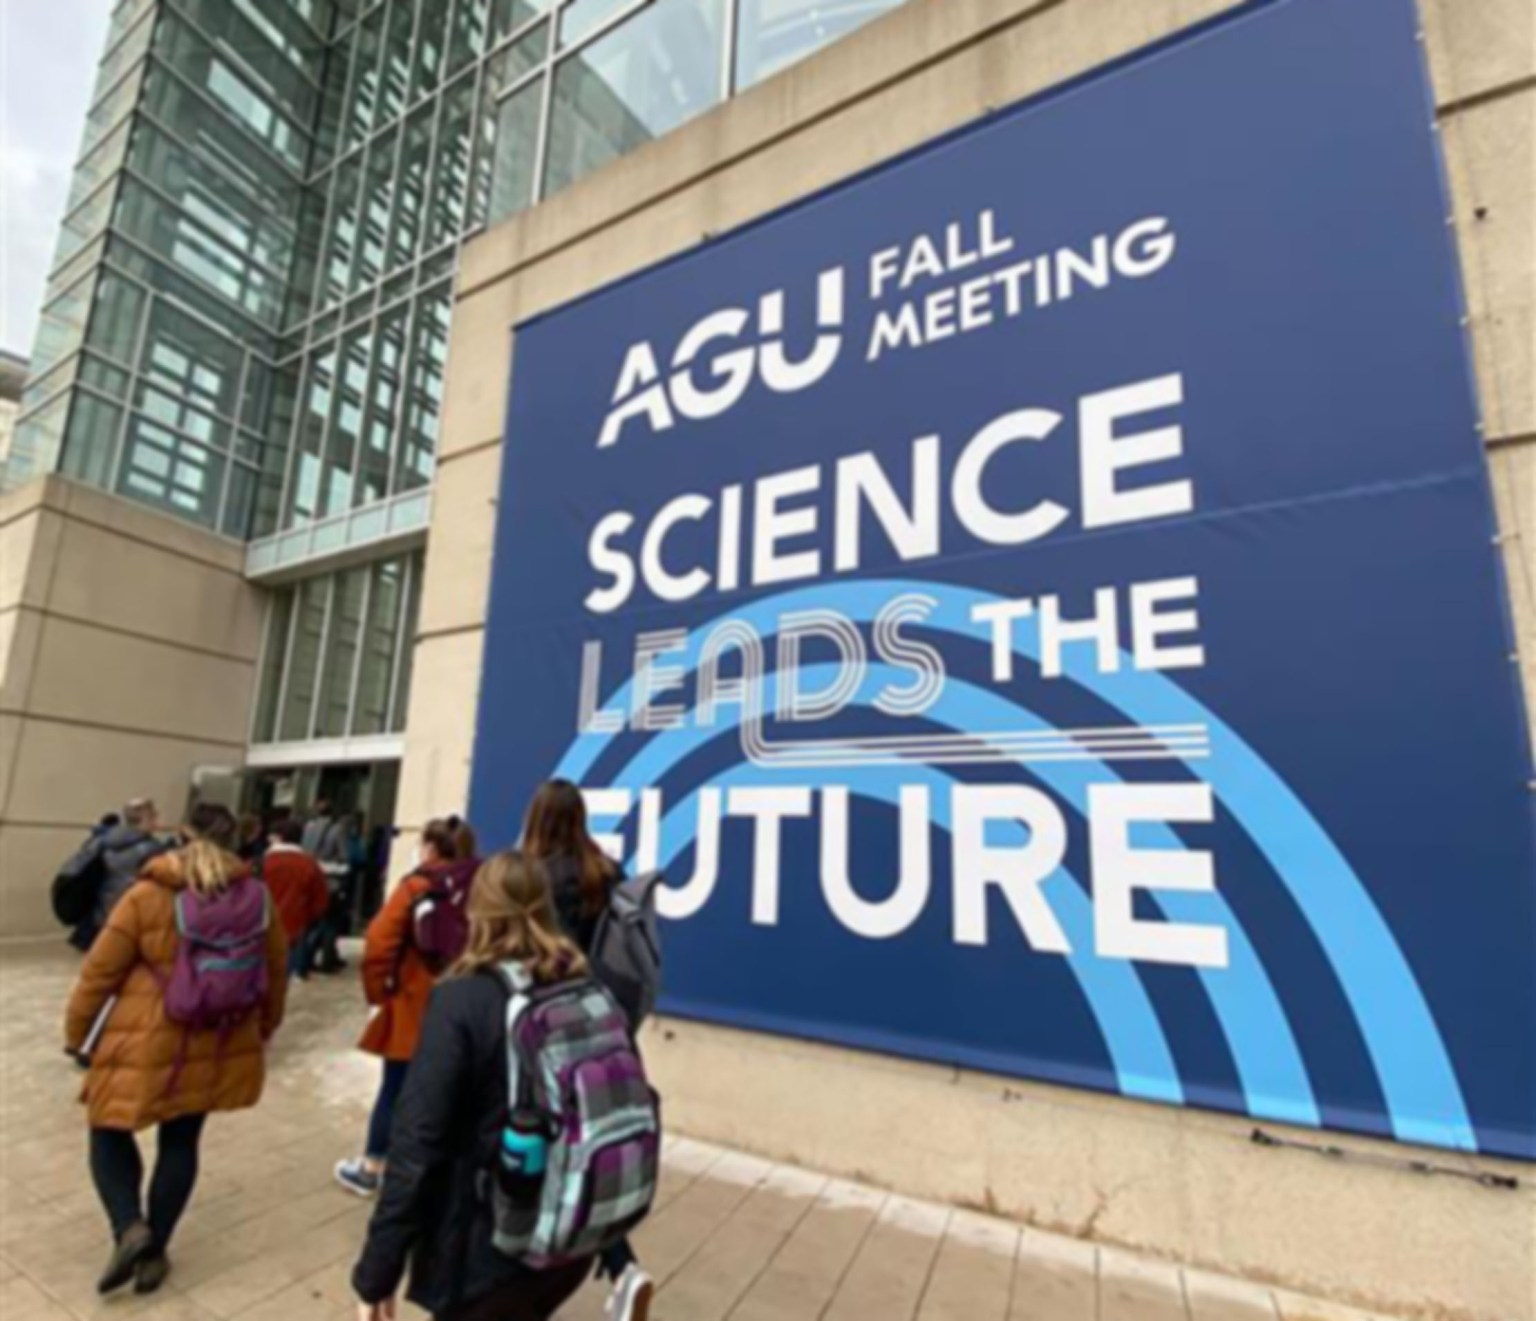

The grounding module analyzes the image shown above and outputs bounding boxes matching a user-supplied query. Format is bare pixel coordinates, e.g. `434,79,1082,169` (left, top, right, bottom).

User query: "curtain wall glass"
252,548,425,744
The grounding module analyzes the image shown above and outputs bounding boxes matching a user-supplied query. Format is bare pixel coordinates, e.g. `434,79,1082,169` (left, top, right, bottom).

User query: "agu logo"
597,268,846,448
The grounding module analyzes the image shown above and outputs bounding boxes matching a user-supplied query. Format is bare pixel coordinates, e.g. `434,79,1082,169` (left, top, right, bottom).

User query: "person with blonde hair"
351,850,598,1321
65,802,288,1296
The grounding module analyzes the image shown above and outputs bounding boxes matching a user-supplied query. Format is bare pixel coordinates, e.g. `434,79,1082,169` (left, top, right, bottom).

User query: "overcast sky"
1,0,115,360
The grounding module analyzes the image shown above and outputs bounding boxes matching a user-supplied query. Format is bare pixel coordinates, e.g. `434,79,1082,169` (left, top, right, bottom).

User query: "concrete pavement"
0,942,1404,1321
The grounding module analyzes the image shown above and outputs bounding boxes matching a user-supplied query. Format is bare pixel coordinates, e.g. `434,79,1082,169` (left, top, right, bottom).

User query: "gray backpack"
591,870,665,1028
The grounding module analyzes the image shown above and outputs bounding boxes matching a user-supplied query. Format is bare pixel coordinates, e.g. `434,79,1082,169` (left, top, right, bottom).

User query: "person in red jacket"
261,818,330,979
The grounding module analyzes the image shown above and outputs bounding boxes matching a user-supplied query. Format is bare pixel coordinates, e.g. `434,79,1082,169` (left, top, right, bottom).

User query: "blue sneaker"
335,1158,382,1197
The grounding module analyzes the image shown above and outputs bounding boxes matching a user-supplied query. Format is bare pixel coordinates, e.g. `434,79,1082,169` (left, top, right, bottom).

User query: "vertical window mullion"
271,584,303,744
721,0,739,100
307,571,339,738
385,551,415,731
107,285,157,495
345,564,376,737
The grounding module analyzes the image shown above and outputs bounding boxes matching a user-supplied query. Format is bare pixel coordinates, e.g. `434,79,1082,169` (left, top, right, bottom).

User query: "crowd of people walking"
53,783,662,1321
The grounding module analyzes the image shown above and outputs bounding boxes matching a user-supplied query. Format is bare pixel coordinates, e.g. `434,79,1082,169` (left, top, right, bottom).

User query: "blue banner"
470,0,1536,1157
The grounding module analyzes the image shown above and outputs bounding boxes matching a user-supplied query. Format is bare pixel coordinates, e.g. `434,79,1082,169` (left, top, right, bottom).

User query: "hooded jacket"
64,851,289,1131
90,825,174,930
351,973,591,1315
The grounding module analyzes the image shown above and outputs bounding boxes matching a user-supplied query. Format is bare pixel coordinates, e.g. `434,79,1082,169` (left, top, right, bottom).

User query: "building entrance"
242,759,400,926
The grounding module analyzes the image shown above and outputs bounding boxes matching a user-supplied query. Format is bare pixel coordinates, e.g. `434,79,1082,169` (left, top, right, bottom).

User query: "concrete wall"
404,1,1536,1316
0,477,265,937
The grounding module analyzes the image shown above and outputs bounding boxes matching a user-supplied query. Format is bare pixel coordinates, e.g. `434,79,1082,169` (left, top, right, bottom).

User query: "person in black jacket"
521,780,654,1321
65,800,172,950
351,850,596,1321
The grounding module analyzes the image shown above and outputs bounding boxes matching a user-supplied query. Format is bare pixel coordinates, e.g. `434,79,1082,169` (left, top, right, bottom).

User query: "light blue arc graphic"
636,752,1183,1105
598,660,1315,1126
556,578,1474,1150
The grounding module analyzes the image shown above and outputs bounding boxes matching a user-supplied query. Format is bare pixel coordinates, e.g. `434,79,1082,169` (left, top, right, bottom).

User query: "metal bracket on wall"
1249,1128,1520,1191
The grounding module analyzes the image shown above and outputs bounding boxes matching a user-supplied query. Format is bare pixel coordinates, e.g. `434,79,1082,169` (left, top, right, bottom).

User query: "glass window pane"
544,0,725,198
493,0,555,42
447,0,491,75
345,6,385,149
222,461,259,538
140,297,246,421
279,576,331,740
140,61,304,213
320,327,372,516
313,26,352,169
412,0,445,101
396,284,449,491
428,73,475,248
287,343,336,525
252,588,294,744
352,557,403,735
317,566,369,736
468,65,498,228
322,157,364,307
491,20,547,90
358,302,408,504
559,0,631,48
378,0,415,127
735,0,904,89
392,103,435,267
80,353,132,402
60,394,125,489
489,76,543,222
354,128,398,290
114,178,285,326
86,271,147,363
118,418,226,527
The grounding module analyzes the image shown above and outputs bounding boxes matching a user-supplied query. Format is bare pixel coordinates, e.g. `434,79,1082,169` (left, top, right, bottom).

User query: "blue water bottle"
499,1109,548,1212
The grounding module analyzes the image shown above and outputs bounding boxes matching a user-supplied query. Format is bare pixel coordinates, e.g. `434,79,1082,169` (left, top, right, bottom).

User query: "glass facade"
251,549,423,744
7,0,906,745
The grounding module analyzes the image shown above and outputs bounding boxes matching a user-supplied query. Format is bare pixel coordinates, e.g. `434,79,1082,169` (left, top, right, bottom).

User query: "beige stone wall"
402,0,1536,1316
0,477,265,937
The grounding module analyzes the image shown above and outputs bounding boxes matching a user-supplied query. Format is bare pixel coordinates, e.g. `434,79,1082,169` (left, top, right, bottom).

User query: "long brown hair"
452,850,587,984
421,817,461,862
182,802,241,897
521,780,615,918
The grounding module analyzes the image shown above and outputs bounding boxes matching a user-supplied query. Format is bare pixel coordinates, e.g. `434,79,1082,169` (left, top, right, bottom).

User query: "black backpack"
52,840,106,927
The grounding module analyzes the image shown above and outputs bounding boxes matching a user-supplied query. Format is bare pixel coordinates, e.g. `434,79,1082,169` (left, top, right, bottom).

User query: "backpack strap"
495,961,535,1110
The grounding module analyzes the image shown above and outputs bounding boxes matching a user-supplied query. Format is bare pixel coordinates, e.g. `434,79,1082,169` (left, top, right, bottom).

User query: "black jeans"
439,1262,591,1321
597,1237,637,1281
89,1114,207,1250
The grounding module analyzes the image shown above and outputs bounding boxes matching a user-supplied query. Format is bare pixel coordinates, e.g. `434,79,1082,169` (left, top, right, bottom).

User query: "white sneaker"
604,1265,654,1321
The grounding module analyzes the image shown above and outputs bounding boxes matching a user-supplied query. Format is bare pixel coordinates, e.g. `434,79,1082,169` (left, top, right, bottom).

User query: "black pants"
439,1262,591,1321
89,1114,207,1250
598,1238,637,1281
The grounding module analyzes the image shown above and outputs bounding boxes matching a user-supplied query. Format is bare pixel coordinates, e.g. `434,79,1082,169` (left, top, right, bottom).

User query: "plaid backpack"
486,964,661,1266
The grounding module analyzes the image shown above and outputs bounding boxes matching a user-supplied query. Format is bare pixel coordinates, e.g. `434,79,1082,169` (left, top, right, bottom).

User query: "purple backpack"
410,860,478,970
163,878,271,1030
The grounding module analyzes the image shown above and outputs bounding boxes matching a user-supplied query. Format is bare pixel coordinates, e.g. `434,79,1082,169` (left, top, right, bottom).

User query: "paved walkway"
0,942,1401,1321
